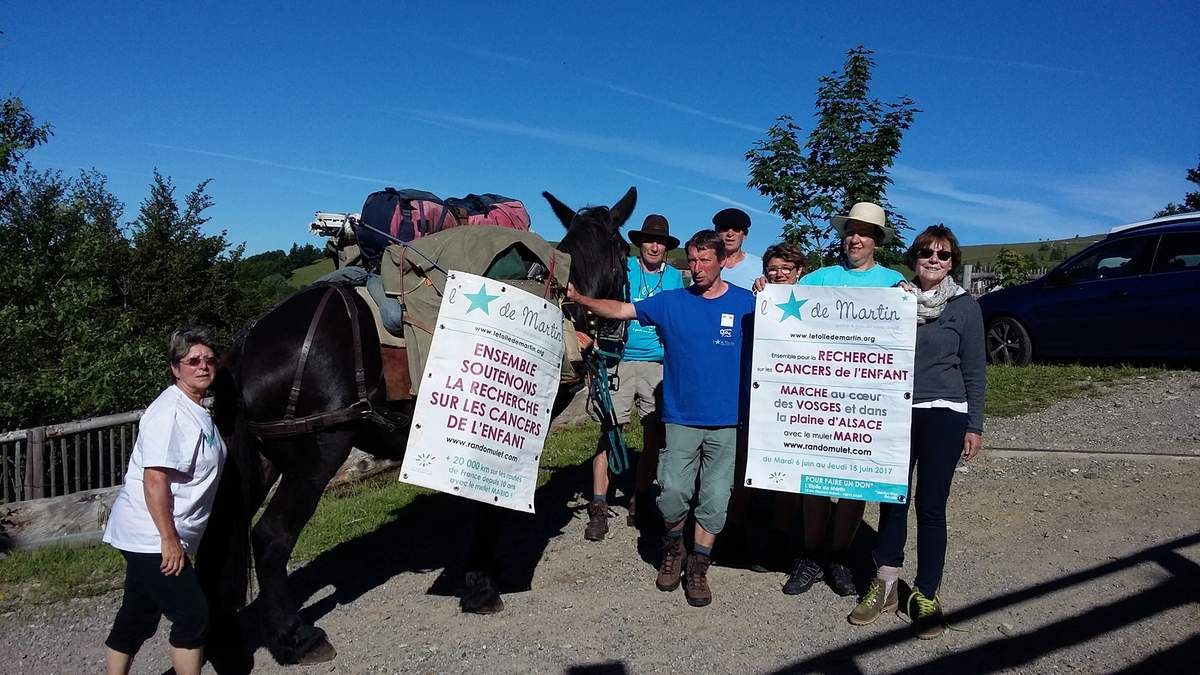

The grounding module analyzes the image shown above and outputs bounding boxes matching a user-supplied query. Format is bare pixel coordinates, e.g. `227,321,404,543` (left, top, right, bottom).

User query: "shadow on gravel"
565,661,630,674
228,451,597,657
768,531,1200,674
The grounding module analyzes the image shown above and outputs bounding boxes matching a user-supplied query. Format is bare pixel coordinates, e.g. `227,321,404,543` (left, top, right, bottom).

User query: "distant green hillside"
958,234,1105,268
289,258,335,287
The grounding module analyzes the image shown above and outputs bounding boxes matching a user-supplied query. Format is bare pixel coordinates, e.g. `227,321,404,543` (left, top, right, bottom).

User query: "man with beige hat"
782,201,905,598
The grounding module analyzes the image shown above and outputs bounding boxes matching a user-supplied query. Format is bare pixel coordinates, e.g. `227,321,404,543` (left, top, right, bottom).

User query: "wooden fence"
0,410,143,504
962,264,1049,297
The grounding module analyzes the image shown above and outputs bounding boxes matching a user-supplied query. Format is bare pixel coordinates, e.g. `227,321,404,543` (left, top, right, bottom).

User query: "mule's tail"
197,336,269,672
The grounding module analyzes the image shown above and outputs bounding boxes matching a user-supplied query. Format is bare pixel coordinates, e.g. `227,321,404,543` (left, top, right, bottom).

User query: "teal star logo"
464,284,500,315
776,291,808,322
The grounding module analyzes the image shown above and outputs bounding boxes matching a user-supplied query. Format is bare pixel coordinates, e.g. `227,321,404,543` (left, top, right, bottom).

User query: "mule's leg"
461,501,505,614
199,421,277,675
253,430,352,665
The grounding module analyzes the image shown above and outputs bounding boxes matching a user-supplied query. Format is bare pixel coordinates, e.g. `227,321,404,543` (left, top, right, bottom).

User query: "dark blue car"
979,212,1200,364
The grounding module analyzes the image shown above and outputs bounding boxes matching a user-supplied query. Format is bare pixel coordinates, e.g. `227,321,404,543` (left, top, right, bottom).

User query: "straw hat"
830,202,895,244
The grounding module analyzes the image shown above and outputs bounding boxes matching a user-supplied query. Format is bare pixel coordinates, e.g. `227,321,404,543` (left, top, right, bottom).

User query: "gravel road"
2,372,1198,674
986,369,1200,455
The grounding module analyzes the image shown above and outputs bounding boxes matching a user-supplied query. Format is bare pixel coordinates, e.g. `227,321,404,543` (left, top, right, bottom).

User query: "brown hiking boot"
656,535,686,591
584,502,610,541
684,553,713,607
848,577,899,625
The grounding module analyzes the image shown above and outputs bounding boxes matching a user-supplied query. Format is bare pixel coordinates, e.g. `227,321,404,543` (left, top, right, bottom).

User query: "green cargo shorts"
656,423,738,534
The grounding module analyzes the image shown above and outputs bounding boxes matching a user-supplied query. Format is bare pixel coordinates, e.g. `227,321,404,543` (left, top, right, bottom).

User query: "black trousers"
105,550,209,654
873,407,968,596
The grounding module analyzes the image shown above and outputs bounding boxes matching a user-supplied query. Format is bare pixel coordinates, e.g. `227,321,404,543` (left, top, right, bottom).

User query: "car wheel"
986,317,1033,366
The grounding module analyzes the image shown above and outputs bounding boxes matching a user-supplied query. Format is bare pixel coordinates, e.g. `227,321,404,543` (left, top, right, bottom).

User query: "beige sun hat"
830,202,894,244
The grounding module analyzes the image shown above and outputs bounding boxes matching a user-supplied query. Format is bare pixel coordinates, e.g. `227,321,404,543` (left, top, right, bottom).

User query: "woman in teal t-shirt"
783,202,902,599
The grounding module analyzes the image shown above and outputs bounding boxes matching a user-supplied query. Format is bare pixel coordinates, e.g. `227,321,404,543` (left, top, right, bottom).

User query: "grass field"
288,258,335,287
0,363,1161,606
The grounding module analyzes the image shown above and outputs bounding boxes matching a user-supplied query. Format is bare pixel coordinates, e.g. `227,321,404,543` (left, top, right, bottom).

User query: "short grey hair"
167,326,218,365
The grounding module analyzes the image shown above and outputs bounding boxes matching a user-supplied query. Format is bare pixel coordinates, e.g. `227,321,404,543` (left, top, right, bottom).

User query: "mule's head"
544,187,635,309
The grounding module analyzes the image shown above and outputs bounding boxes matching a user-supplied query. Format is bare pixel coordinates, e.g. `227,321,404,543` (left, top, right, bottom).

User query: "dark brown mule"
197,188,636,671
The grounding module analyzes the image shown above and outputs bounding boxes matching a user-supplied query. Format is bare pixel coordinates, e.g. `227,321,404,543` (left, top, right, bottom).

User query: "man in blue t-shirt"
569,229,754,608
783,201,906,600
585,215,685,542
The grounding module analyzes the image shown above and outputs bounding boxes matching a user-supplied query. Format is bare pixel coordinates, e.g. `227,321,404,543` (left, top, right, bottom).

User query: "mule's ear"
609,186,637,231
543,191,577,229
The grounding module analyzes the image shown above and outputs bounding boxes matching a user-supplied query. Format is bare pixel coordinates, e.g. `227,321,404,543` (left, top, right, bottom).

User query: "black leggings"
105,550,209,654
873,407,967,596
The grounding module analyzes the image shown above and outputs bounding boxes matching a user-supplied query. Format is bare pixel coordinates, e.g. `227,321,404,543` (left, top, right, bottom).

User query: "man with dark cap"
585,215,685,541
712,207,764,291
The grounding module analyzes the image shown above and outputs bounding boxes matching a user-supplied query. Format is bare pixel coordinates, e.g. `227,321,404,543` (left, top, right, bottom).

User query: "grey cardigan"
912,292,987,434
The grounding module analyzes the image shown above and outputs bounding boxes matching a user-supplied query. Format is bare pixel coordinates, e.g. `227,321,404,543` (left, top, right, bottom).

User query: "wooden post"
108,428,116,486
962,264,974,293
25,426,46,500
1,440,9,503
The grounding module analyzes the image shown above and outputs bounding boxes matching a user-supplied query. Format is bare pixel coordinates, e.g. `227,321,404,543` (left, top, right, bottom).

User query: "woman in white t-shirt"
102,327,227,675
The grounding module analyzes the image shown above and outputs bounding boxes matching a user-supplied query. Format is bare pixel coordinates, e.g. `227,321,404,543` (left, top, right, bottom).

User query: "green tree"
746,46,919,265
0,167,137,427
125,172,264,344
993,248,1033,288
0,98,279,429
1155,156,1200,217
0,97,51,177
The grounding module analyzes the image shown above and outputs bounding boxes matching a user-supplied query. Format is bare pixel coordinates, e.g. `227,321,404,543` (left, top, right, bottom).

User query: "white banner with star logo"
400,271,564,512
745,285,917,504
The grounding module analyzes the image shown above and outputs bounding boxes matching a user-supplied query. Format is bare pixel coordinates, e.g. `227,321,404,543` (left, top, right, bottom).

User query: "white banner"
745,285,916,504
400,271,564,512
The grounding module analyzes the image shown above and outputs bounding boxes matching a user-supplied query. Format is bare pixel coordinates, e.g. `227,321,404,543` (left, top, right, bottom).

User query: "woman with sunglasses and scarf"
848,225,985,639
102,327,227,675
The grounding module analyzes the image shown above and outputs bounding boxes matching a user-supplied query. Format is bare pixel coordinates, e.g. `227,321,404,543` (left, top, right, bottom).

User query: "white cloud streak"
143,143,406,185
613,168,778,219
402,110,748,183
439,43,534,65
1048,162,1184,223
414,41,760,133
890,164,1069,240
891,161,1191,242
597,82,762,133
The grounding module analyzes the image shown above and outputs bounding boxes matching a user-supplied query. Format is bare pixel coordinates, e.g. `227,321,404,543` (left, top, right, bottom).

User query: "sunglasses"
179,355,217,368
917,248,953,262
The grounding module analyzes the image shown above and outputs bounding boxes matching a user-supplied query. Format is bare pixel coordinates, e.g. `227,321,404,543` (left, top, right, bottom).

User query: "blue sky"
5,1,1198,256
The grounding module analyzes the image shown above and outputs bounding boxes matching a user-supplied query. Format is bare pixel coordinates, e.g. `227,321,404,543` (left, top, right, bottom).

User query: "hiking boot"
904,589,946,639
782,558,824,595
684,553,713,607
584,502,610,541
656,535,686,592
826,561,857,597
848,577,899,625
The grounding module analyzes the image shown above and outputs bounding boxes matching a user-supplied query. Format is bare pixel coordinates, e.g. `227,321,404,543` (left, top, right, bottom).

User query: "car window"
1062,236,1154,283
1151,231,1200,274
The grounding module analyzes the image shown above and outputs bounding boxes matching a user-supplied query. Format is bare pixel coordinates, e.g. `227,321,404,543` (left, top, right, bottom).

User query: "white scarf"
915,276,961,325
